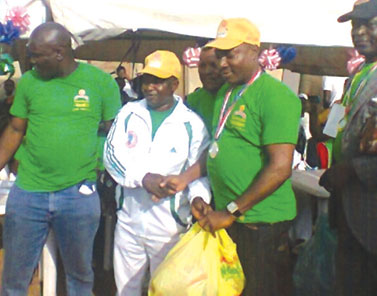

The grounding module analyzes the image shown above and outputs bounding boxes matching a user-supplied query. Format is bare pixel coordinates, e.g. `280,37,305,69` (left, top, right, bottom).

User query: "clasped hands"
142,173,236,234
142,172,188,202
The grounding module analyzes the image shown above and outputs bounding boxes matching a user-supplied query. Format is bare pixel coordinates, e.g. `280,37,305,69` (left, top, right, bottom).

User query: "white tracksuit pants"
113,220,182,296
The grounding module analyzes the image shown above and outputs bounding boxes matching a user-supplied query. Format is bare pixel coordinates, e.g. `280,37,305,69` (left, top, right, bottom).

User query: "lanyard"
214,69,262,140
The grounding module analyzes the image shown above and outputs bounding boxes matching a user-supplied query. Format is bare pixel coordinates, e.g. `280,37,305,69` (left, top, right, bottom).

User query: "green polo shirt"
207,73,301,223
186,88,217,134
11,62,121,191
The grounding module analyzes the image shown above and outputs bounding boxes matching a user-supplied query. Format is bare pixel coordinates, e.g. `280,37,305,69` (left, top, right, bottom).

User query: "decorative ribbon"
182,47,202,68
5,6,30,34
258,48,281,71
0,20,21,45
258,46,297,71
347,49,365,75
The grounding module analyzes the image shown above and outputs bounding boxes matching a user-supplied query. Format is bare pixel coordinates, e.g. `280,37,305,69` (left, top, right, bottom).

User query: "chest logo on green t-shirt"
73,89,90,111
229,104,247,130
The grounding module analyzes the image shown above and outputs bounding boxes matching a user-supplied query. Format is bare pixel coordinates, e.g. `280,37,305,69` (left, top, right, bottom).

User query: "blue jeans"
1,182,101,296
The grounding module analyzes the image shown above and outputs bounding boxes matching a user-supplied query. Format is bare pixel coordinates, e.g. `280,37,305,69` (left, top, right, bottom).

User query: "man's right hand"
159,174,189,195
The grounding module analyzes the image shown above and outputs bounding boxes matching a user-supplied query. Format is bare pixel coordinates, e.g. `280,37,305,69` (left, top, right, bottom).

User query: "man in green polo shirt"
191,18,301,296
0,22,121,295
186,47,224,133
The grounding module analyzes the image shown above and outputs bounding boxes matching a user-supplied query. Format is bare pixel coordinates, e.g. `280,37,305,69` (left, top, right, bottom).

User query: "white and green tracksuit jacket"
104,96,211,241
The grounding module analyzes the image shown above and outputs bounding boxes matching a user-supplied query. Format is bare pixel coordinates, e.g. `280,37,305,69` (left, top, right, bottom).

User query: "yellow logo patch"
73,89,90,111
230,105,246,130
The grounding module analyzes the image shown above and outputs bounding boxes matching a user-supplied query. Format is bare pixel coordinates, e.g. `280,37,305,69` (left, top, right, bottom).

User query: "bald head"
30,22,72,48
27,22,77,79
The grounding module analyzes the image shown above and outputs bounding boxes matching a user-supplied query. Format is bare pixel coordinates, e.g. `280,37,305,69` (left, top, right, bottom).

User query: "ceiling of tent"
4,0,356,76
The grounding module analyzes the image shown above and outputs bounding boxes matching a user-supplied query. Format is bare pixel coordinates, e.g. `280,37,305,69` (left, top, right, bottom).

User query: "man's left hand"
198,210,236,235
142,173,170,201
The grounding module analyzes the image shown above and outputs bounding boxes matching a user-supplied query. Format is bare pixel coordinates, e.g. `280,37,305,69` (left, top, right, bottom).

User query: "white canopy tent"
2,0,357,75
48,0,354,47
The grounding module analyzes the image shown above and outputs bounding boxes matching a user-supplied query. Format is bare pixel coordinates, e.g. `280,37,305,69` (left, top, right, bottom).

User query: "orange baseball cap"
205,18,260,50
139,50,181,79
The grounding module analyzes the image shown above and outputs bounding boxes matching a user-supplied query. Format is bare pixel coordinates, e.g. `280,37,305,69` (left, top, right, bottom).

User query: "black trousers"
227,221,293,296
334,203,377,296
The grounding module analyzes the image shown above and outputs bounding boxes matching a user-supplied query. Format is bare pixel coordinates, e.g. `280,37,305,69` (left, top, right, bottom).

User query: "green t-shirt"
207,73,301,223
11,62,121,191
96,133,107,172
148,100,178,140
186,88,217,134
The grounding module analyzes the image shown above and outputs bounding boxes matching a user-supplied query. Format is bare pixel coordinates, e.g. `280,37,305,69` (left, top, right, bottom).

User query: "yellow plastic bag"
148,222,245,296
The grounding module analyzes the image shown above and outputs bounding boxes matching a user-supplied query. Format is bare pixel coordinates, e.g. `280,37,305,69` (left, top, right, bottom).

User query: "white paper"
323,104,346,138
291,169,330,198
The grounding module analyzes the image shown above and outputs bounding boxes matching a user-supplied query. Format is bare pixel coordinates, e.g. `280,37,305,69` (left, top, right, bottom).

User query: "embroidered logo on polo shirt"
73,89,90,111
230,105,247,131
170,147,177,153
234,105,246,119
126,131,138,148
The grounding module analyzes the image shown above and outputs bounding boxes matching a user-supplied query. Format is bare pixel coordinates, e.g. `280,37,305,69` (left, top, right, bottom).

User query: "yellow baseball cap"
205,18,260,50
139,50,181,79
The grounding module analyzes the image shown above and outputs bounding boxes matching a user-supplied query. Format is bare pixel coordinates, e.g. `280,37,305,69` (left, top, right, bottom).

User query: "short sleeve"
261,84,301,145
10,75,29,119
101,75,121,121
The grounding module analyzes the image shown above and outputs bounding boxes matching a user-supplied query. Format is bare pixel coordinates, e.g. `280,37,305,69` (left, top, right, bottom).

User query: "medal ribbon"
214,69,262,140
343,62,377,117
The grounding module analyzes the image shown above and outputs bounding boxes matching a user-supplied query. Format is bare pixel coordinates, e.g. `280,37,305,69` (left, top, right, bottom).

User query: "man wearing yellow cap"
191,18,301,295
103,50,211,295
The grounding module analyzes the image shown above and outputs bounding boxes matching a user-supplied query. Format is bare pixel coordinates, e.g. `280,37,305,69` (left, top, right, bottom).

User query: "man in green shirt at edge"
186,47,224,133
190,18,301,296
0,22,121,296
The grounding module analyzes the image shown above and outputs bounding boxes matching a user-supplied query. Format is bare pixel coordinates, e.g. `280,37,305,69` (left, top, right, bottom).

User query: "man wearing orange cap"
103,50,211,295
191,18,301,295
319,1,377,295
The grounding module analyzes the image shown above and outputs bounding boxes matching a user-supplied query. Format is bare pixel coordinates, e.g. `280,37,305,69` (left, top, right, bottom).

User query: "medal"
209,141,219,158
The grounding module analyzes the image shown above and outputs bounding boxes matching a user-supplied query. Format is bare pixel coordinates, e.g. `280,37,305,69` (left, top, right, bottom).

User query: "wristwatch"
226,201,242,218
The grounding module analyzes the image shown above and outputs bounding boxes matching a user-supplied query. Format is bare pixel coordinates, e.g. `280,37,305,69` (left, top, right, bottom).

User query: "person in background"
0,79,15,136
0,79,17,179
0,22,121,295
191,18,301,296
116,65,138,103
186,47,224,133
322,75,347,108
320,1,377,295
104,50,211,296
292,93,310,170
2,78,15,104
114,76,128,105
